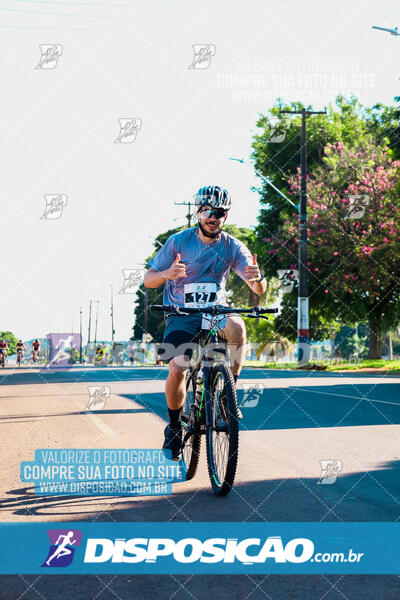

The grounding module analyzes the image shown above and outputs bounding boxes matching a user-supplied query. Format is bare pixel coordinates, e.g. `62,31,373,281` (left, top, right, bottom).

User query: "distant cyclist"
32,339,41,362
95,344,107,365
16,340,27,365
128,348,136,366
0,340,9,367
143,185,266,457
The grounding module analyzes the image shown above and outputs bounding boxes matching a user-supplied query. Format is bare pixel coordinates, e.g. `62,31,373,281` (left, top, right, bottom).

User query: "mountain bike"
151,304,278,496
16,349,23,366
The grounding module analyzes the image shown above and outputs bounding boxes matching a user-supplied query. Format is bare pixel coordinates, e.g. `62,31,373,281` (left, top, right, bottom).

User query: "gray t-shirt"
147,226,254,307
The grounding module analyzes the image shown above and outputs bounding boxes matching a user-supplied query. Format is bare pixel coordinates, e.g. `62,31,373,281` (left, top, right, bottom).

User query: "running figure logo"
119,269,144,293
87,386,110,410
40,194,67,220
269,126,287,143
188,44,216,69
239,383,264,408
114,118,142,143
35,44,63,69
48,334,75,367
317,459,343,485
42,529,82,567
345,195,370,220
277,269,299,294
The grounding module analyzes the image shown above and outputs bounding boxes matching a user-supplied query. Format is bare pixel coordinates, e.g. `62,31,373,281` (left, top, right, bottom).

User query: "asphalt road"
0,365,399,599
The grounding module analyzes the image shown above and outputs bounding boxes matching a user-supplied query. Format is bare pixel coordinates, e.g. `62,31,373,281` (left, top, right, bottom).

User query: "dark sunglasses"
199,208,227,219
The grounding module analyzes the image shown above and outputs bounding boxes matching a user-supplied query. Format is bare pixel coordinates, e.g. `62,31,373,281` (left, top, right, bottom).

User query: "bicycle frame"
203,331,218,435
186,316,229,435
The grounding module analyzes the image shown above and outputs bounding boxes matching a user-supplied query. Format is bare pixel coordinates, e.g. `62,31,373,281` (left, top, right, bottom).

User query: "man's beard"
198,220,222,239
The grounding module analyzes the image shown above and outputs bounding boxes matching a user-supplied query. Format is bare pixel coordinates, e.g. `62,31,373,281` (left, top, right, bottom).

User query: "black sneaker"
162,425,182,461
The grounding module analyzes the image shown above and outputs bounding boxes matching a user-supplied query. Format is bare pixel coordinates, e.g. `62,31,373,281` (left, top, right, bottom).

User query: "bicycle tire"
181,368,201,481
206,361,239,496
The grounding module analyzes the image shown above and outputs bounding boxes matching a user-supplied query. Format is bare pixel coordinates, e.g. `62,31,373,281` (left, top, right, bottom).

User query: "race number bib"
184,282,217,308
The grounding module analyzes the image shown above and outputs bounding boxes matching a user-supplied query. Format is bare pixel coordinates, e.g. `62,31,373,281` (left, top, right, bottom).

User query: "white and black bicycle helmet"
194,186,232,211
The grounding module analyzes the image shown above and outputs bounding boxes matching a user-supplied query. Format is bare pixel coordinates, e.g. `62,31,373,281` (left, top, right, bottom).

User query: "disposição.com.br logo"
40,532,364,568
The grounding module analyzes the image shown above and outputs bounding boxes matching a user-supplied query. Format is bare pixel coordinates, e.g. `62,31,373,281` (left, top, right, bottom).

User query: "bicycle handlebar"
150,304,278,316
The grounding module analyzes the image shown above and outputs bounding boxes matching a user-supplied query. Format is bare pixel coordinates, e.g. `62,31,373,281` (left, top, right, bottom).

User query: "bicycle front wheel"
181,368,202,480
206,361,239,496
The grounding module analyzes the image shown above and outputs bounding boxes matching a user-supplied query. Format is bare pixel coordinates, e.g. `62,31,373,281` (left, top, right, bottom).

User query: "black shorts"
158,313,228,363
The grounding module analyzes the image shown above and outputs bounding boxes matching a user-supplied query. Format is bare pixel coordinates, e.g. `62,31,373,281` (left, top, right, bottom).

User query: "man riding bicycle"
143,185,267,456
16,340,27,364
32,339,41,360
0,340,9,365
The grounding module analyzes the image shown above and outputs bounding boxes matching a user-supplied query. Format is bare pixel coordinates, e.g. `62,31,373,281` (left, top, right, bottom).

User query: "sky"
0,0,399,342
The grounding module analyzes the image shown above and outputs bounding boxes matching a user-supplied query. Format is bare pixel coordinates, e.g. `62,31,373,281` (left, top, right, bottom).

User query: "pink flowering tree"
267,141,400,358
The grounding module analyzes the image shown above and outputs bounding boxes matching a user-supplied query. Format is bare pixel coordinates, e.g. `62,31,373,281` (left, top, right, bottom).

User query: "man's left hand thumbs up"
244,254,261,282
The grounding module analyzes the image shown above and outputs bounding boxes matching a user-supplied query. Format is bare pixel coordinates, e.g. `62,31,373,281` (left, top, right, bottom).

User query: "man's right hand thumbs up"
166,253,187,281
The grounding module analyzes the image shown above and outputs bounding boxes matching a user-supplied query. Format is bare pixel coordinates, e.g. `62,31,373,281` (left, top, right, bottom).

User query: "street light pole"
174,200,193,227
144,288,149,335
79,306,83,363
88,300,92,354
299,109,309,364
280,108,326,365
110,284,115,343
94,300,99,347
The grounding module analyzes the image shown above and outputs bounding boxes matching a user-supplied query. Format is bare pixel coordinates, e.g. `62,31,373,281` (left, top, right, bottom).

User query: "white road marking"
84,411,117,438
289,386,400,407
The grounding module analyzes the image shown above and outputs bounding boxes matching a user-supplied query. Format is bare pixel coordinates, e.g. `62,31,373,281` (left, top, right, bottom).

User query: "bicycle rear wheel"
181,368,202,480
206,361,239,496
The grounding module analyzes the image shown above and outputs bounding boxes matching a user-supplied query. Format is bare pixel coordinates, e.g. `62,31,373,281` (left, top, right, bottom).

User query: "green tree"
274,296,342,344
252,95,400,355
366,98,400,160
252,95,400,274
333,323,369,359
252,96,374,342
268,141,400,357
0,331,19,354
253,96,370,243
